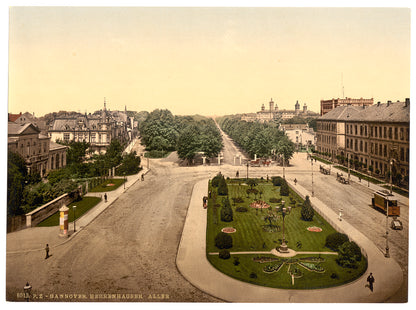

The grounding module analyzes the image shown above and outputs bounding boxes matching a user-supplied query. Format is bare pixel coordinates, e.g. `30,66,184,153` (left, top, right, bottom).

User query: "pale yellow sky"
8,6,411,116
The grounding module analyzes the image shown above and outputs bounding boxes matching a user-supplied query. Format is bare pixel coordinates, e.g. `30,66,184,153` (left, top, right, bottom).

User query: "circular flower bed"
307,226,323,232
250,200,270,209
221,227,237,234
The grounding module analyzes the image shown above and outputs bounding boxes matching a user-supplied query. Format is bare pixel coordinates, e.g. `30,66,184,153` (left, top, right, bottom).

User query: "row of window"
346,124,409,141
343,138,409,162
63,132,111,142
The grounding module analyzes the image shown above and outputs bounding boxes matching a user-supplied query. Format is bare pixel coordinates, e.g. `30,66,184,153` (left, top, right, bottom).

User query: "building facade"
316,99,410,178
48,101,130,154
8,122,67,176
241,98,318,122
320,97,373,116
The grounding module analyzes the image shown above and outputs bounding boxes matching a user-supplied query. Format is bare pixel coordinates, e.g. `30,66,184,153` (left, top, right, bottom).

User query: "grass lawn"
37,196,101,227
206,178,367,289
89,178,125,192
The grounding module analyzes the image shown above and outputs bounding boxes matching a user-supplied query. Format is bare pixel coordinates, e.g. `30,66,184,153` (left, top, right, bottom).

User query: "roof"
318,101,410,123
8,122,40,136
49,141,68,151
8,113,22,122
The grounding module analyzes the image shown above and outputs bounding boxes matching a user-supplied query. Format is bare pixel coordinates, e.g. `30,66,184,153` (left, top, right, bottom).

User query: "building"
8,112,48,134
48,100,130,154
241,98,318,122
320,97,373,116
316,99,410,178
8,122,67,176
282,124,316,150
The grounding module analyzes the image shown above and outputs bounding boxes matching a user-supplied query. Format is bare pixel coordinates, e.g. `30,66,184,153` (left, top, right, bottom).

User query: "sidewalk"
176,179,404,302
6,167,150,254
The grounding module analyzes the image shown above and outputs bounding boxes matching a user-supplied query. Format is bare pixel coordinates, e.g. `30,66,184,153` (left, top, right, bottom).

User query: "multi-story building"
320,97,373,116
8,122,67,176
316,99,410,178
48,101,130,154
241,98,318,122
281,124,316,150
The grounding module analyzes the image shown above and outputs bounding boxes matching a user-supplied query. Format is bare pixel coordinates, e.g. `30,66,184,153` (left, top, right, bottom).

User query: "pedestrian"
104,193,107,202
294,178,297,185
236,170,239,178
45,244,50,259
366,272,375,292
141,174,144,181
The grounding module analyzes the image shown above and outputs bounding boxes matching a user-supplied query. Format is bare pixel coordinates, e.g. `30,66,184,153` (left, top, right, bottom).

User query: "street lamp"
282,154,285,179
73,206,77,233
23,282,32,302
347,153,351,183
246,161,249,180
124,172,126,189
311,159,314,197
276,201,292,253
385,159,395,258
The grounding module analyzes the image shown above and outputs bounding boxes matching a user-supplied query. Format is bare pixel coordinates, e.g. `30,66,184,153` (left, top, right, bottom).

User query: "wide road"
6,133,408,302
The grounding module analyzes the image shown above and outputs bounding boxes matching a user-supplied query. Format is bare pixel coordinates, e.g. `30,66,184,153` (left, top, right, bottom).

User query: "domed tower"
269,98,274,112
303,103,308,113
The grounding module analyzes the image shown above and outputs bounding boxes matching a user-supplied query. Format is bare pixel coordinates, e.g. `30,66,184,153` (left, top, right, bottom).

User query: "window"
388,127,392,139
360,141,363,152
64,133,70,141
394,127,398,140
383,145,387,158
400,128,404,140
91,133,96,142
400,148,404,161
355,125,358,135
379,127,382,138
384,127,387,138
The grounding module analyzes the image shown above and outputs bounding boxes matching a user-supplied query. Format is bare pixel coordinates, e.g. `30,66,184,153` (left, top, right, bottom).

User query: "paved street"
6,131,408,302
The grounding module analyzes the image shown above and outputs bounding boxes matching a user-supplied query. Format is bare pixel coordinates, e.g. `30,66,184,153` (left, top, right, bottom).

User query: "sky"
6,4,412,117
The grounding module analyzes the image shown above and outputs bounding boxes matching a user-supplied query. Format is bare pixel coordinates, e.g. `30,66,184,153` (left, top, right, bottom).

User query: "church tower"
295,100,300,115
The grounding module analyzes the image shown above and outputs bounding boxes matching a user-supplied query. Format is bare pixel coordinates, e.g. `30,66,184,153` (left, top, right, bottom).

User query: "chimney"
405,98,410,107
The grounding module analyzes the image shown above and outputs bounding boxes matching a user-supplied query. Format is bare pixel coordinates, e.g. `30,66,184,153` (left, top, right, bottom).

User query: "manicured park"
206,174,367,289
88,178,126,192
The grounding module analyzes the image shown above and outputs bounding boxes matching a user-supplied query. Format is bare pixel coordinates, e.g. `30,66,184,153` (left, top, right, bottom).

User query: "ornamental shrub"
269,197,282,203
214,231,233,249
217,176,228,196
219,249,231,259
236,206,248,212
211,173,223,187
220,198,233,222
280,179,290,196
336,241,362,268
271,176,283,186
325,232,349,251
301,195,314,221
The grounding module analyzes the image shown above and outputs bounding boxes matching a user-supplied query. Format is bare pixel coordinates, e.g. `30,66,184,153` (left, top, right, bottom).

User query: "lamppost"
73,206,77,233
246,161,249,180
282,154,285,179
23,282,32,302
347,153,351,183
123,172,126,189
311,159,314,197
385,159,395,258
276,201,292,253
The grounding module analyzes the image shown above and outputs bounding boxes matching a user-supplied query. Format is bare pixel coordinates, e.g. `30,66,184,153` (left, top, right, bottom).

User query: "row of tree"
139,109,223,162
217,116,296,161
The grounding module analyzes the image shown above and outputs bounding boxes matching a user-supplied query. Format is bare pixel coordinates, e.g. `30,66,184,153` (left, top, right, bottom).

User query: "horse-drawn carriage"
319,165,330,175
336,172,349,184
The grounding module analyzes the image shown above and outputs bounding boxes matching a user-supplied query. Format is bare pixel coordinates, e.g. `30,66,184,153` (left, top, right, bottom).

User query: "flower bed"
298,262,325,273
221,227,236,233
307,226,323,232
263,262,284,273
249,200,270,209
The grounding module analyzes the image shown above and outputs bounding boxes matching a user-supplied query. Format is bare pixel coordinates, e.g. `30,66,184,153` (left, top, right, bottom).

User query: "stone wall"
25,187,81,228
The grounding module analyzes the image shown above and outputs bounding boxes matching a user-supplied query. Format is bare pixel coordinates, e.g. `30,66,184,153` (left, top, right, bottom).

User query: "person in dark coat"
104,193,107,202
45,244,50,259
367,272,375,292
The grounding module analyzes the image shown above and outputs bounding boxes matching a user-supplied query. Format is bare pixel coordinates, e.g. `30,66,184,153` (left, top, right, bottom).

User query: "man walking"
367,272,375,292
45,244,50,259
104,193,107,202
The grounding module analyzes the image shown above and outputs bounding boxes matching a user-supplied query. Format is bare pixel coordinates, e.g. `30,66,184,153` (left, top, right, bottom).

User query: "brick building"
320,97,374,116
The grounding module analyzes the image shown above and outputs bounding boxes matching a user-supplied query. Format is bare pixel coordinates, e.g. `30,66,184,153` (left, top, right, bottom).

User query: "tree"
177,124,200,162
215,232,233,249
220,198,233,222
276,135,295,162
280,179,290,196
118,151,141,175
7,151,27,216
336,241,362,268
217,176,229,196
325,233,349,251
301,195,314,221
